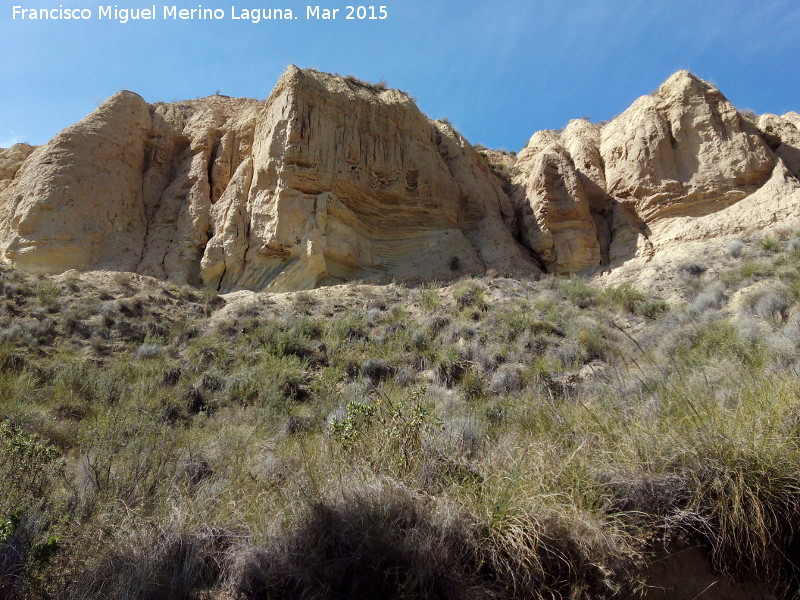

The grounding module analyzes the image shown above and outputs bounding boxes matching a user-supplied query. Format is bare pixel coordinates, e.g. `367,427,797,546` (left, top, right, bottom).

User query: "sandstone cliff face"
601,71,775,221
0,67,538,290
138,95,261,286
509,118,647,274
0,93,151,273
199,68,536,292
511,126,602,273
758,111,800,180
0,144,35,195
1,68,799,288
507,70,797,275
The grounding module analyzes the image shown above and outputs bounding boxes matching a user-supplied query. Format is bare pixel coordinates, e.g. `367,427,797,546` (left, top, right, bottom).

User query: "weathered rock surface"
601,160,800,299
0,144,35,194
509,118,647,274
1,68,799,288
138,95,262,286
758,111,800,179
649,161,800,246
507,70,797,276
0,67,538,291
199,68,537,292
601,71,775,221
0,92,151,273
511,126,602,273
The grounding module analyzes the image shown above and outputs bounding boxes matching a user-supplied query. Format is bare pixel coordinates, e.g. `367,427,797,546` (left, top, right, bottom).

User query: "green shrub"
721,260,774,286
459,367,485,401
577,327,616,361
759,236,781,253
453,282,487,311
636,299,669,319
601,283,646,313
5,264,800,597
68,523,230,600
679,321,765,369
0,421,61,515
495,311,563,341
436,347,469,386
418,283,441,313
0,421,63,597
560,278,597,308
292,291,316,313
329,386,440,473
34,279,61,306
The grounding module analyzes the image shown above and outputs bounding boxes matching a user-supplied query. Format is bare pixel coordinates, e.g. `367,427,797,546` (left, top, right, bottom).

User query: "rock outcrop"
758,111,800,180
1,68,799,289
138,95,262,287
199,68,536,292
0,67,538,291
0,93,151,273
601,71,775,221
508,70,798,275
511,126,603,274
0,144,35,195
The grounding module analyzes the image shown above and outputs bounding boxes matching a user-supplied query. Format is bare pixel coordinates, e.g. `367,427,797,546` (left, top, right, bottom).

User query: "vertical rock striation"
199,67,537,291
508,70,790,274
0,68,798,286
0,67,539,290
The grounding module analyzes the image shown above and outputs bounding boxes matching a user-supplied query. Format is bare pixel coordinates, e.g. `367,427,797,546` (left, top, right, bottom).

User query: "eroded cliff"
0,68,538,291
508,70,800,275
1,68,800,289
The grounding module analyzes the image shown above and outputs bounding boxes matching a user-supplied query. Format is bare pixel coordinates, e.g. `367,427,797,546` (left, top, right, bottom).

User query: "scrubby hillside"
2,227,800,598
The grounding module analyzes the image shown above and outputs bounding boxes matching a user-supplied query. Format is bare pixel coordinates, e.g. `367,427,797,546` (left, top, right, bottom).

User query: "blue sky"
1,0,799,151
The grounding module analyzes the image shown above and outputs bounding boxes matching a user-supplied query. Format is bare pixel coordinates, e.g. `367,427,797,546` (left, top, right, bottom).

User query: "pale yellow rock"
476,147,516,180
601,71,775,221
511,131,601,273
0,143,35,194
0,67,538,290
138,96,261,285
432,120,529,277
0,91,151,273
199,67,538,291
783,112,800,129
559,119,646,267
506,71,800,277
561,119,606,203
758,112,800,180
509,118,649,274
648,161,800,247
2,68,799,289
599,162,800,298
